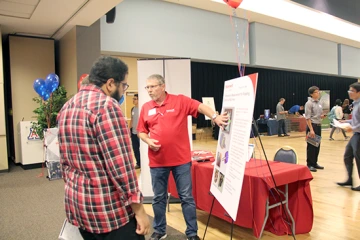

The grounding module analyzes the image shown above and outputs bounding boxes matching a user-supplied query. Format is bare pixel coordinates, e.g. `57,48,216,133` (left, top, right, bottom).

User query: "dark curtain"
191,62,356,128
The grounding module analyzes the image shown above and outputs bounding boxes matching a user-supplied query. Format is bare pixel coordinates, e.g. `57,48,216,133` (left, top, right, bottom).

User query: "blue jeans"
150,162,198,237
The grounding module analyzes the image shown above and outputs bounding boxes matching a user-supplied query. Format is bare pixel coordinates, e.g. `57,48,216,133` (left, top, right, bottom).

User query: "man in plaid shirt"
58,56,150,240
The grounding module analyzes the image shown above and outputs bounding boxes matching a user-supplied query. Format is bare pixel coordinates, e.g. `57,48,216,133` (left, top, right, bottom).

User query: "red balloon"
78,74,89,90
223,0,243,9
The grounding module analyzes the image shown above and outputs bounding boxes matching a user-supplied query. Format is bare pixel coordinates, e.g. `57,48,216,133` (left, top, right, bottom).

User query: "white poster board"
18,121,43,165
137,59,192,199
210,73,258,220
202,97,216,120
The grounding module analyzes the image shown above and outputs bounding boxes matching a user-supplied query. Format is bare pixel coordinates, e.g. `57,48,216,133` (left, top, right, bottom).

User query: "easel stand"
203,192,235,240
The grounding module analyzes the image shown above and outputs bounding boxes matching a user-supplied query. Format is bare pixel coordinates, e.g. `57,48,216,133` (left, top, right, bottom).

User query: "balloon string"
48,93,53,128
228,6,242,76
228,6,248,77
241,9,251,76
233,8,246,77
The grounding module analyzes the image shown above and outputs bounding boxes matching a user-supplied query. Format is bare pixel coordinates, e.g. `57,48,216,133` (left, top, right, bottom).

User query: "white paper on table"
333,119,351,129
247,144,254,162
202,97,216,120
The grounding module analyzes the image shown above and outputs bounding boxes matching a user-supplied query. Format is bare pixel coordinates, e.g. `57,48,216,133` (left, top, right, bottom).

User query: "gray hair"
148,74,165,85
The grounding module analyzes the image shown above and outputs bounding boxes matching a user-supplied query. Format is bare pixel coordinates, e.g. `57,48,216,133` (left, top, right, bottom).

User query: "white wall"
339,44,360,78
250,22,338,75
101,0,249,65
137,59,192,199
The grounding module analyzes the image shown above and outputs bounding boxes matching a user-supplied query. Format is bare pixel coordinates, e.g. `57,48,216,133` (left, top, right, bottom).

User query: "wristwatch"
211,113,218,120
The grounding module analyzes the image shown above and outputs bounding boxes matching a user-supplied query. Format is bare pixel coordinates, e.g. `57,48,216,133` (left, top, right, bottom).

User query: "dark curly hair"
89,56,128,87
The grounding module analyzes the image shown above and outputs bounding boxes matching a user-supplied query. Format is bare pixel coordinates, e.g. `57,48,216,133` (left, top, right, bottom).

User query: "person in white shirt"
329,99,349,140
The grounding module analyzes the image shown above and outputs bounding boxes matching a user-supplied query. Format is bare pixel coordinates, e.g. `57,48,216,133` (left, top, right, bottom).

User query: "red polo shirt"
137,93,201,167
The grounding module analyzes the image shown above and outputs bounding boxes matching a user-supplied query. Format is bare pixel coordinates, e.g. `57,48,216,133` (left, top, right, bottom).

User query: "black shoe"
337,179,353,187
187,236,201,240
135,165,140,169
308,166,317,172
284,134,290,136
314,164,324,170
149,232,167,240
351,185,360,191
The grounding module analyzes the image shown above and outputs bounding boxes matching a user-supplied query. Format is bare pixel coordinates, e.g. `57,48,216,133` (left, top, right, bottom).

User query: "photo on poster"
216,152,222,167
223,108,233,133
217,107,233,174
213,169,219,184
219,132,226,149
218,172,225,192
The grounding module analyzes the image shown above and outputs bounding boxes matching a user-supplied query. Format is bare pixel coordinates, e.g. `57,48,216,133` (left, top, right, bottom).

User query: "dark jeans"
306,123,322,167
343,133,360,179
131,131,141,166
79,218,145,240
278,119,287,135
150,162,198,237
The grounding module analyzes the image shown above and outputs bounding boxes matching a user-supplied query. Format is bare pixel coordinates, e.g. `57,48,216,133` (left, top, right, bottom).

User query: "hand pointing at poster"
198,104,229,130
213,112,229,130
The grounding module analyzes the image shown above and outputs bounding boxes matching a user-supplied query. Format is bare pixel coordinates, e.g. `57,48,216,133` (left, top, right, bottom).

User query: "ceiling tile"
0,9,30,18
0,2,36,14
4,0,39,6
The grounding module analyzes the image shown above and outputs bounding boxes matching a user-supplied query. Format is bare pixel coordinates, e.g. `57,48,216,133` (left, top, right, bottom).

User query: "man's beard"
111,88,121,102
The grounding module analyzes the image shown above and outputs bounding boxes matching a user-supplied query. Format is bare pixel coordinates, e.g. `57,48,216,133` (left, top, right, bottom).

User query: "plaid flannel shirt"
57,84,142,233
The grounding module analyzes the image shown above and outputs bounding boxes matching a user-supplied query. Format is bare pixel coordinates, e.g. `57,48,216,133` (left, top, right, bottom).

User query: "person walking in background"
137,74,228,240
328,99,349,141
305,86,325,172
58,56,150,240
130,94,141,169
337,82,360,191
276,98,289,137
342,99,352,119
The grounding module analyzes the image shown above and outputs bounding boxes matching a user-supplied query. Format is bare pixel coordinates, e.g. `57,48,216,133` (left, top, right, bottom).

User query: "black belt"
311,123,321,126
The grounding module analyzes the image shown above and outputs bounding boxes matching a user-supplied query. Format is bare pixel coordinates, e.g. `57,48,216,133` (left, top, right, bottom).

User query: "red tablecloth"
289,117,307,132
169,159,313,238
168,150,215,201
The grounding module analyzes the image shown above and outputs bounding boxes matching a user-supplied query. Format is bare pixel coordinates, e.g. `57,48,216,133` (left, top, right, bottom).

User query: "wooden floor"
139,130,360,240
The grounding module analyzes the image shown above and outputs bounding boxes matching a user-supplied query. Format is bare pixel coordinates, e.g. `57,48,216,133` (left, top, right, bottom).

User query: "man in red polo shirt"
137,74,228,240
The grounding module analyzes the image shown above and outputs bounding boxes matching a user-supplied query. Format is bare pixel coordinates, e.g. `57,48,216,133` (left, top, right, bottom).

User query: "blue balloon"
45,73,59,93
33,78,52,101
33,78,46,96
119,95,124,105
42,92,51,101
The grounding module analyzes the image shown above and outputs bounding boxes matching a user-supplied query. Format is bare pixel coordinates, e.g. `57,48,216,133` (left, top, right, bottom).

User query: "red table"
169,159,313,238
289,117,307,132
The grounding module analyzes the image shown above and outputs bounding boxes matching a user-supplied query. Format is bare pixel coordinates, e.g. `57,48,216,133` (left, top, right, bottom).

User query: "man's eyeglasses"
348,90,356,93
121,83,129,91
133,98,138,100
145,84,161,90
